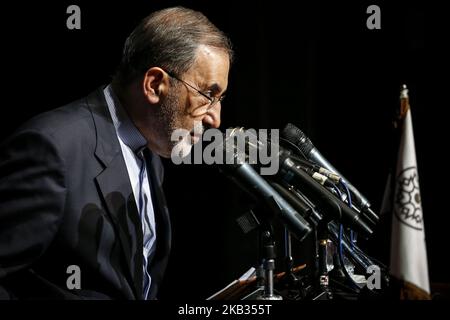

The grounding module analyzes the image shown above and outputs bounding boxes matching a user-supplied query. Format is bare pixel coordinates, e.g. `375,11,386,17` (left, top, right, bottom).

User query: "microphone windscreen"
282,123,315,156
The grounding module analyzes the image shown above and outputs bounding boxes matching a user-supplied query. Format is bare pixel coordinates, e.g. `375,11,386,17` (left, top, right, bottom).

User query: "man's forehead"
188,45,230,83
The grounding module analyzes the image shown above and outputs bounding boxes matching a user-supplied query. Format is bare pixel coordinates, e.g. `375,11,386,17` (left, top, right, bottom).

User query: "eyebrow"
207,83,225,96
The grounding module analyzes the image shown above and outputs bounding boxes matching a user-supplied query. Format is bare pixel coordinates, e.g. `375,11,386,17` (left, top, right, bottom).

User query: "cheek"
180,100,202,122
184,95,208,117
180,117,197,131
171,95,204,130
172,108,195,131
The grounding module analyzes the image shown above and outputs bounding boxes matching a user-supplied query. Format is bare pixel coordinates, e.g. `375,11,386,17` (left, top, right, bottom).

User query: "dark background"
1,1,446,299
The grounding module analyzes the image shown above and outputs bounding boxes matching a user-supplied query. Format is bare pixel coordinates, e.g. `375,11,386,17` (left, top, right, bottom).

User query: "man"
0,6,233,299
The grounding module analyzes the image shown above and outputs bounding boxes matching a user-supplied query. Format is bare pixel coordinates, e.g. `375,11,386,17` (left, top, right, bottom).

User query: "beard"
156,84,204,158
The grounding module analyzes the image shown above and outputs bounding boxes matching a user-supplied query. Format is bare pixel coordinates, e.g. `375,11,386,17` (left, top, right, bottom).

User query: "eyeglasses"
166,71,225,108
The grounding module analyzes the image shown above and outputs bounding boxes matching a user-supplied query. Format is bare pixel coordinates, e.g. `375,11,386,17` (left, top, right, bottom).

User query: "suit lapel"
86,88,143,299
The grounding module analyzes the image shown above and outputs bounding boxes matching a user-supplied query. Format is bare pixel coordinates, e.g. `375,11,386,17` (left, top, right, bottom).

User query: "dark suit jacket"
0,87,171,299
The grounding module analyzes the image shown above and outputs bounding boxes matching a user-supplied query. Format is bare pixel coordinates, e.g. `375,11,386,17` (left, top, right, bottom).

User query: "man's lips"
190,132,202,144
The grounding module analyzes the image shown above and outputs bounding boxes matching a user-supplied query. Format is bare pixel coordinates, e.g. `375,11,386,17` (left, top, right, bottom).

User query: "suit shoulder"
15,96,93,139
3,92,103,159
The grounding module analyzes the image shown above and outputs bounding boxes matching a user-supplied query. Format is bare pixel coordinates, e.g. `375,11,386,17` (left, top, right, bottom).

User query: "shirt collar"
104,84,148,153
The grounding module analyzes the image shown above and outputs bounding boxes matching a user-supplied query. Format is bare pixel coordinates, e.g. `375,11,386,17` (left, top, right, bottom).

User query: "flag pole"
394,84,411,128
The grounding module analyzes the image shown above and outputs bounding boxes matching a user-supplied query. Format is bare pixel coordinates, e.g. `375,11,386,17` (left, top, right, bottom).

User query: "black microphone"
218,136,312,242
269,180,323,226
282,123,379,224
225,128,373,236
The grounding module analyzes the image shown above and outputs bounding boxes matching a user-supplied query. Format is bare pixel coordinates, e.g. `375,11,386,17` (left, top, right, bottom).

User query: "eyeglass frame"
165,70,225,108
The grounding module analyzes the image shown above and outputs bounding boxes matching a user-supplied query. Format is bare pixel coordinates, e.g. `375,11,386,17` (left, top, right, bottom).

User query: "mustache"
189,123,207,136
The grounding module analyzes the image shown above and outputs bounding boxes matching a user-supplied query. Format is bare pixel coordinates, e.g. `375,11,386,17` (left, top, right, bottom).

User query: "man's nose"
202,103,221,129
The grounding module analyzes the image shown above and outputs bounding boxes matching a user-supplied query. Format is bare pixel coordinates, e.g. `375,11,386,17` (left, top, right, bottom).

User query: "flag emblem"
394,166,423,230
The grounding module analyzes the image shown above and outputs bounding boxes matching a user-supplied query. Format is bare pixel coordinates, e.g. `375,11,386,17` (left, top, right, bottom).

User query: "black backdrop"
1,1,447,299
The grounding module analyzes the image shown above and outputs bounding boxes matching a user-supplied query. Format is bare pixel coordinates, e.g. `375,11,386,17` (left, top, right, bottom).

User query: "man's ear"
143,67,170,104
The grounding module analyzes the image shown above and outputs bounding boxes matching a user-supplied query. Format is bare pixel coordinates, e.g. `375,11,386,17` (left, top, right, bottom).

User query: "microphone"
225,128,373,236
269,180,323,226
282,123,379,224
279,156,373,236
218,134,313,241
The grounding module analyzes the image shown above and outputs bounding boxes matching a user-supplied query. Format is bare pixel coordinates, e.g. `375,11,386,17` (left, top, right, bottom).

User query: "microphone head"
219,127,247,165
282,123,315,156
218,127,270,166
220,127,270,162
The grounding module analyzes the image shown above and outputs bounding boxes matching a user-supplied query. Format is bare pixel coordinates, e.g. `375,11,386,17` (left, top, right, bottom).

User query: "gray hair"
114,6,233,85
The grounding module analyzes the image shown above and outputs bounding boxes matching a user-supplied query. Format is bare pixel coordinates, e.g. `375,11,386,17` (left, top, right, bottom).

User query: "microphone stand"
235,209,282,300
255,226,283,300
282,228,299,286
311,221,334,300
268,179,333,299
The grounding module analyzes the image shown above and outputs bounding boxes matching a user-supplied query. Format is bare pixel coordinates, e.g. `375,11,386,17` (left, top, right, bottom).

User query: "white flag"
388,104,430,298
